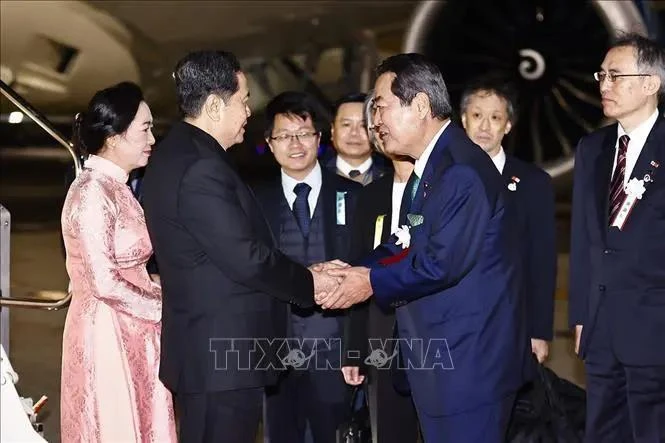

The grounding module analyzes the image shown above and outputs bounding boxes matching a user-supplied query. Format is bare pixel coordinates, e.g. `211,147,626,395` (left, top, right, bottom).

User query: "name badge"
336,191,347,225
374,214,386,248
610,194,637,231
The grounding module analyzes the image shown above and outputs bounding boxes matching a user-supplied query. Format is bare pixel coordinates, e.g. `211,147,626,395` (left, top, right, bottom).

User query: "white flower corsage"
395,225,411,249
625,177,646,200
611,177,648,230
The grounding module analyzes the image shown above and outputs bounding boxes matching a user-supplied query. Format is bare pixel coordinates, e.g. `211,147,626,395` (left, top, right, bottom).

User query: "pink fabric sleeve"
76,180,161,323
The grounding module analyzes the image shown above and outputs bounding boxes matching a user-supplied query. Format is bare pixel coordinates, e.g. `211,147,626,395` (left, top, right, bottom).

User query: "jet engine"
403,0,648,178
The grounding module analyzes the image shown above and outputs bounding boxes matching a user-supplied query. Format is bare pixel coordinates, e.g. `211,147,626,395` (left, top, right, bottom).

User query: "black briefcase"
507,361,586,442
336,384,372,443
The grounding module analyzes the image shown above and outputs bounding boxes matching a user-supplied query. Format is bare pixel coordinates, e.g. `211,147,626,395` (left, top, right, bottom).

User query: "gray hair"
612,33,665,100
376,53,452,119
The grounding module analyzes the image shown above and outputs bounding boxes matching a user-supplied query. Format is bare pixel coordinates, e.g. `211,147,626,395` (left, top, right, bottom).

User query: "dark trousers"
367,365,419,443
417,394,515,443
584,303,665,443
264,369,349,443
175,387,263,443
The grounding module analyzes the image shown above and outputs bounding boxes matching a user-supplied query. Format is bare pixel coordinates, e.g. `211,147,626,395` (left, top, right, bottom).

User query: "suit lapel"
593,129,618,237
630,117,665,185
411,124,455,213
261,179,285,247
320,173,337,259
502,155,514,179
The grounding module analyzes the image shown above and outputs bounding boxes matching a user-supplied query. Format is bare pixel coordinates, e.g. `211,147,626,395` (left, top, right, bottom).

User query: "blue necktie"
293,182,312,237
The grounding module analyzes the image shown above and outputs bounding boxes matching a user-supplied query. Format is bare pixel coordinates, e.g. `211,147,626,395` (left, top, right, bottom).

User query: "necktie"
399,172,421,225
410,174,421,201
608,135,629,225
348,169,361,178
293,182,312,237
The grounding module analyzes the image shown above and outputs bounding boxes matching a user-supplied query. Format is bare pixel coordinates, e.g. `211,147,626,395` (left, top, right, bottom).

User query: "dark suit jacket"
503,156,557,340
322,150,393,183
342,173,394,369
141,121,315,394
569,116,665,365
252,167,361,368
361,124,528,417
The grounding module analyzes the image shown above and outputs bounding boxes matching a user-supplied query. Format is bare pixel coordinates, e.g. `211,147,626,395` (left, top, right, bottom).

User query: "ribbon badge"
508,176,520,192
610,160,659,230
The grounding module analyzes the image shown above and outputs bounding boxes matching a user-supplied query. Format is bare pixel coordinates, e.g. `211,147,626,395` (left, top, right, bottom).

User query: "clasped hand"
308,260,372,310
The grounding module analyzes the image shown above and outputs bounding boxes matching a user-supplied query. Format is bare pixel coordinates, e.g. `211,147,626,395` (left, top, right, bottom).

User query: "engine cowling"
403,0,648,178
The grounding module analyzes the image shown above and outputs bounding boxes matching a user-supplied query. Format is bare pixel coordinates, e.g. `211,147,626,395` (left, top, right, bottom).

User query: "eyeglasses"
593,71,651,83
269,131,319,144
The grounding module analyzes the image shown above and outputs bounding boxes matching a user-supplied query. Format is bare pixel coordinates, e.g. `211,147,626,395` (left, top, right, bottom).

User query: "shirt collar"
281,162,323,196
84,155,129,183
491,147,506,174
617,109,660,145
336,155,373,177
414,120,450,178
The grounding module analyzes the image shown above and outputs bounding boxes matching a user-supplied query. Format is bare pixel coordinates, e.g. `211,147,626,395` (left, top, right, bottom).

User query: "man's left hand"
531,338,549,363
316,266,372,309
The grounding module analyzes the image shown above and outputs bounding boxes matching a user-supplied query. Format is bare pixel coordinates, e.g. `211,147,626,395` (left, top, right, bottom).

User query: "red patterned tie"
608,135,629,225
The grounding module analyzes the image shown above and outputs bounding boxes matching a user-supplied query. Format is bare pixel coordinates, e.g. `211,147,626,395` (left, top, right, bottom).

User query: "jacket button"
598,285,606,291
604,249,613,254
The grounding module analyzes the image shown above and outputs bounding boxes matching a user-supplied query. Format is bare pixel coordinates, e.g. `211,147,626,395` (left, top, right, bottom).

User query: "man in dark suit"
141,51,338,443
317,54,528,442
569,34,665,442
460,79,556,363
322,93,391,185
253,91,360,443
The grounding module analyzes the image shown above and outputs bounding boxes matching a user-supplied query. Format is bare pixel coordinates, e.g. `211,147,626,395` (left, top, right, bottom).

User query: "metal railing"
0,80,77,310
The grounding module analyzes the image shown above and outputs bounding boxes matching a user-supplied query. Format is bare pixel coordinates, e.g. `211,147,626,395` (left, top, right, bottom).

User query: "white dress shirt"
336,155,373,177
491,147,507,174
390,181,408,234
281,162,322,216
413,120,451,179
614,109,659,186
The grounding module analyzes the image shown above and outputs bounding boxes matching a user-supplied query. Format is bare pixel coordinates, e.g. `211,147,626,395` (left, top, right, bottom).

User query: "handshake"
307,260,373,310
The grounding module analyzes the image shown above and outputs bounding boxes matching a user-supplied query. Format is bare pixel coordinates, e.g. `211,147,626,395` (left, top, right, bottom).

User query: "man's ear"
266,139,275,154
504,120,512,135
644,75,661,97
204,94,223,121
461,113,468,130
414,92,431,119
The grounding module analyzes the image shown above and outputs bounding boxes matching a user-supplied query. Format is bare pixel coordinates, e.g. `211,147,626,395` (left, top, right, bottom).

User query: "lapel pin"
507,176,520,192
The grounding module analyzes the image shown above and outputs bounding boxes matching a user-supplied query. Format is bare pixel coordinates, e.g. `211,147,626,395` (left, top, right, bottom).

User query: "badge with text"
336,191,347,225
610,160,659,230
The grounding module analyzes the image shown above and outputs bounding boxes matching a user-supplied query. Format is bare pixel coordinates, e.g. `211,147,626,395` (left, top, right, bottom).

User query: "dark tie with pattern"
399,172,421,225
348,169,361,178
608,134,629,225
293,182,312,237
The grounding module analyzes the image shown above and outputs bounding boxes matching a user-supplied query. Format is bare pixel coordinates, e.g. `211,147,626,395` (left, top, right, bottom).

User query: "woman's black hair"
73,82,144,156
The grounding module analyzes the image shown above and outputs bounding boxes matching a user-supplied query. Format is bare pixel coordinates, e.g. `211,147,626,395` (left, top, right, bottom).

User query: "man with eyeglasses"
323,93,392,185
569,33,665,442
253,91,361,443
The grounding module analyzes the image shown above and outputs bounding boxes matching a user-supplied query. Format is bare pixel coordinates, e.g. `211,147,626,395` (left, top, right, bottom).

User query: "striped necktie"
608,134,629,225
